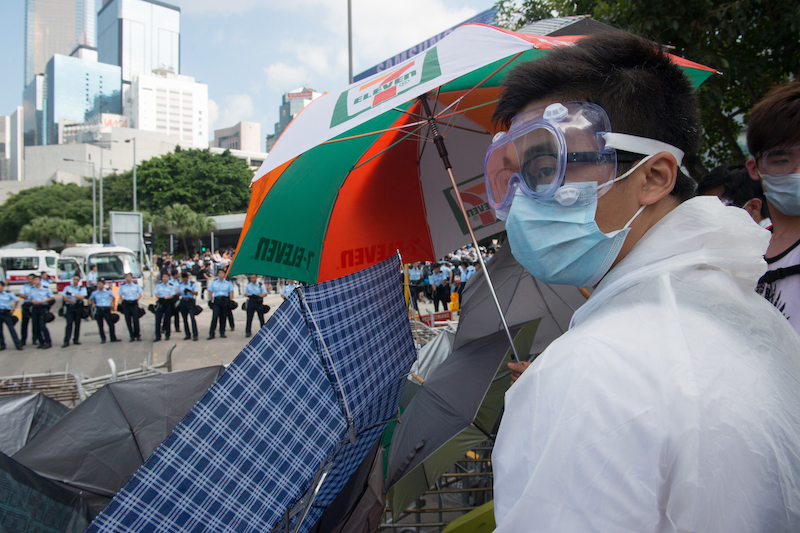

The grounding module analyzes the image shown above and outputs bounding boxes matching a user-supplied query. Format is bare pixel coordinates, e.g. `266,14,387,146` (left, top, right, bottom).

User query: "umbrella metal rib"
418,95,521,363
297,287,357,445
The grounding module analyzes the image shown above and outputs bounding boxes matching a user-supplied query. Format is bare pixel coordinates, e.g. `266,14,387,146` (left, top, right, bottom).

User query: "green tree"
52,218,93,246
0,184,92,245
184,211,217,253
493,0,800,177
161,203,195,255
102,148,253,216
19,216,60,249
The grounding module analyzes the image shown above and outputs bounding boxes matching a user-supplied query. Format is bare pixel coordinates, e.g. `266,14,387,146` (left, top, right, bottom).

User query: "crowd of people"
0,248,300,349
407,244,497,312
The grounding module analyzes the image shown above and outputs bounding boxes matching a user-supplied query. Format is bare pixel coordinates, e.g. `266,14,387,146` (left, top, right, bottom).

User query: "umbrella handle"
419,95,521,363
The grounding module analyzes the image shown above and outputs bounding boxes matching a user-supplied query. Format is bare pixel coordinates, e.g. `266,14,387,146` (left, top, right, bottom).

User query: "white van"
0,249,59,288
60,244,143,287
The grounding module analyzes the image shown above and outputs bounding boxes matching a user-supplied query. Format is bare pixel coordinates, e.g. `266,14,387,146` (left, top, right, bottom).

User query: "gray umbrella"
385,243,586,513
13,366,224,514
0,392,70,455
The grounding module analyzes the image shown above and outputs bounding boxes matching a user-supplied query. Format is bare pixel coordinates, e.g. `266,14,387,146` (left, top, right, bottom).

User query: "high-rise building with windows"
43,52,122,145
97,0,180,87
25,0,97,87
127,71,208,149
265,87,321,152
23,74,45,146
212,121,261,152
0,108,25,181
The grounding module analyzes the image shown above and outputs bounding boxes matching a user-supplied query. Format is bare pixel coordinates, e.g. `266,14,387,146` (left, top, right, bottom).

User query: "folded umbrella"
85,256,416,533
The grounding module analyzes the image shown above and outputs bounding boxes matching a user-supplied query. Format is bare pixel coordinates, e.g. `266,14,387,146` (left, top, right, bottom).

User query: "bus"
60,244,143,287
0,249,59,289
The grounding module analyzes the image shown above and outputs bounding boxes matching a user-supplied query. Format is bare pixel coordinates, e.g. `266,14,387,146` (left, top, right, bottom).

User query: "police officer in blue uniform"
29,275,54,349
88,278,120,343
119,272,143,342
244,274,268,338
207,268,234,340
154,272,177,341
61,274,87,347
86,264,98,299
177,272,199,341
18,273,35,346
169,270,182,333
0,281,22,351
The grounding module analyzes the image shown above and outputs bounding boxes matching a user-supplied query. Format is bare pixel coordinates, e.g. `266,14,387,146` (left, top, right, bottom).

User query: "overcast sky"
0,0,495,151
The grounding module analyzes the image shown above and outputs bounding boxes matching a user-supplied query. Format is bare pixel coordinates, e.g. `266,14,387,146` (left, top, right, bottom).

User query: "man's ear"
746,158,761,182
639,152,678,206
743,197,763,219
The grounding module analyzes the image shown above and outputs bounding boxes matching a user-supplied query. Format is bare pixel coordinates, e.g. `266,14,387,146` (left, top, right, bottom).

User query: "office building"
25,0,96,86
127,71,208,148
265,87,321,152
44,53,123,145
211,121,261,152
0,108,25,181
23,74,45,146
209,147,267,172
97,0,180,86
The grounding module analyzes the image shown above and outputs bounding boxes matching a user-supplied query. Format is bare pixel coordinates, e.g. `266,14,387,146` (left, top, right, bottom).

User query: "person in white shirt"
488,30,800,532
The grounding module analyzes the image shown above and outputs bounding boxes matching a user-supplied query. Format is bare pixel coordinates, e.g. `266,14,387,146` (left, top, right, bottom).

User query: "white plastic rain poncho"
493,196,800,533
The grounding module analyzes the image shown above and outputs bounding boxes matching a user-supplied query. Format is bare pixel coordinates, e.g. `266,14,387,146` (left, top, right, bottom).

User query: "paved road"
0,289,444,380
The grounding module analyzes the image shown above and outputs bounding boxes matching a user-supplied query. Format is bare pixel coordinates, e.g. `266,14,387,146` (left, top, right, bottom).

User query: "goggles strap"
601,133,685,166
597,154,656,196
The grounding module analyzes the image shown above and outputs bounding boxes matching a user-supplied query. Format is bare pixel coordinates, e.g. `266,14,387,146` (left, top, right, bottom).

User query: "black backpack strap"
759,265,800,285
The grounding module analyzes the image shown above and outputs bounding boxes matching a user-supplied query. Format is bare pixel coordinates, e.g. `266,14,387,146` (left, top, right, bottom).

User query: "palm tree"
19,216,60,249
161,203,195,255
53,218,93,246
185,212,217,253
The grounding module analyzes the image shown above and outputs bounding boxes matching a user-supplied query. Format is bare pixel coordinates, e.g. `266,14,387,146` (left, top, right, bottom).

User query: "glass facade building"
44,54,122,145
23,74,45,146
97,0,180,84
25,0,96,86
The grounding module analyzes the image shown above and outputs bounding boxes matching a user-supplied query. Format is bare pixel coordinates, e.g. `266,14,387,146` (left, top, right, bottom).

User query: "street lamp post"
64,158,97,243
125,138,137,212
98,164,118,245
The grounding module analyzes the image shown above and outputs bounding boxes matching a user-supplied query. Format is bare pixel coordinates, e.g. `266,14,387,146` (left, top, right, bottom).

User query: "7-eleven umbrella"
228,24,715,285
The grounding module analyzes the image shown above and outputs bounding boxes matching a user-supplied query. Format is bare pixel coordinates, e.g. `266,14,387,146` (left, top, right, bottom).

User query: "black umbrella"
385,243,587,513
0,451,93,531
13,366,224,514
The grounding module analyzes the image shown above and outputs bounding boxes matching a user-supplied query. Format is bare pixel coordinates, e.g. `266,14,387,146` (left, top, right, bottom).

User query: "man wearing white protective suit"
485,31,800,532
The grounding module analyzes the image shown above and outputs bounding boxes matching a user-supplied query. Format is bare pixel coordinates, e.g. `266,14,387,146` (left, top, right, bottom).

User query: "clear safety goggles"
484,101,685,209
759,145,800,177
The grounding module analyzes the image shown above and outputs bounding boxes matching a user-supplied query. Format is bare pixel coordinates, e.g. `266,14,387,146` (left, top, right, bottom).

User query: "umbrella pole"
418,96,520,363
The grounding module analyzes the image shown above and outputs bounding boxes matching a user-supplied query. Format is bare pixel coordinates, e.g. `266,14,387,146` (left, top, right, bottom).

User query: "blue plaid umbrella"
85,256,416,533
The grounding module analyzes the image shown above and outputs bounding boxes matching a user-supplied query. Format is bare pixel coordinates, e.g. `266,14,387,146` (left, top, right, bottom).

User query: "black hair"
698,164,769,218
747,81,800,157
493,31,700,202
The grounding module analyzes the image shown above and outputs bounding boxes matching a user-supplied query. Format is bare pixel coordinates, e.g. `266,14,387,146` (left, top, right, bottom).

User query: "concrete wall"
25,127,180,182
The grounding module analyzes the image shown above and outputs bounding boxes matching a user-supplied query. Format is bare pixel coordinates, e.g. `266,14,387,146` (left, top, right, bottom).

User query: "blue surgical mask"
506,179,645,288
759,171,800,216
